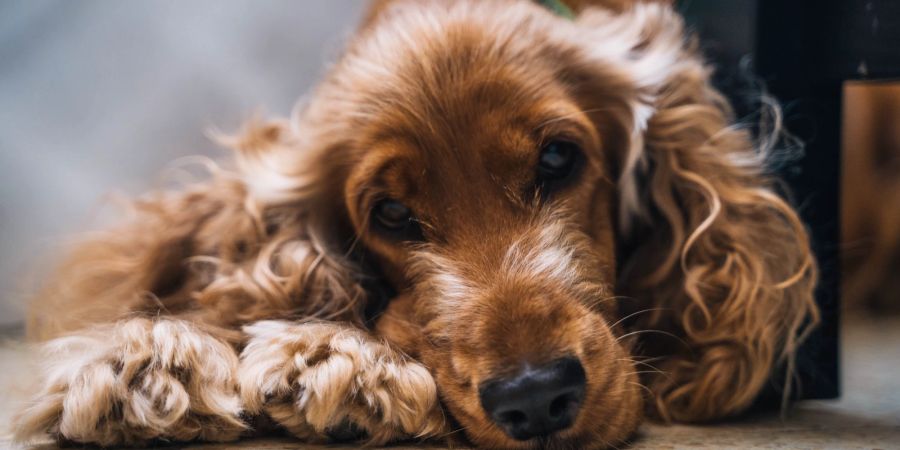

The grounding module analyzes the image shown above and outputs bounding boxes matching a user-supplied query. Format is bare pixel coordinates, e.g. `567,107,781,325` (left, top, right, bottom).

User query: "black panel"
754,0,844,402
833,0,900,80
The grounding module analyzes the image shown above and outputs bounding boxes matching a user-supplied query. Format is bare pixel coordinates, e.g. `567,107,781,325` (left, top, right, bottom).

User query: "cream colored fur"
239,321,446,444
15,319,446,446
13,318,245,446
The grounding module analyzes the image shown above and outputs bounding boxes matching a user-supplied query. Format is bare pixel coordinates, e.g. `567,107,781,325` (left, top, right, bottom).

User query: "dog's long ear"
212,112,370,323
570,4,819,421
26,114,367,342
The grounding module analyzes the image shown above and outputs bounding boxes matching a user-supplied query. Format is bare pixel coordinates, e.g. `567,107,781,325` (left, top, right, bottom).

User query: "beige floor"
2,315,898,450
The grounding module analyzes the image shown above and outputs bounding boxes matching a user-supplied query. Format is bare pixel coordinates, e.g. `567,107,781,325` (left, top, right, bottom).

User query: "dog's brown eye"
372,199,422,240
534,140,581,198
538,140,578,180
374,199,411,229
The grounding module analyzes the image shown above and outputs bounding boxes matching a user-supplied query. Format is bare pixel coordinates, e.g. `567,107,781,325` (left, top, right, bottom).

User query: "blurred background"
0,0,366,327
842,81,900,313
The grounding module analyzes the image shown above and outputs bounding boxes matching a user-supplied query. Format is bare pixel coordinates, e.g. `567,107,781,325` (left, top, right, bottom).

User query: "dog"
14,0,819,448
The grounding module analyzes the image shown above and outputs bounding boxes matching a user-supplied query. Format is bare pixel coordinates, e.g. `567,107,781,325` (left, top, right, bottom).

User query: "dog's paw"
238,321,445,444
14,318,246,446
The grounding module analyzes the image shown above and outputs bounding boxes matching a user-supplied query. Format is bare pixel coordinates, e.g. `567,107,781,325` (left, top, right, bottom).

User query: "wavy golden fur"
15,0,818,448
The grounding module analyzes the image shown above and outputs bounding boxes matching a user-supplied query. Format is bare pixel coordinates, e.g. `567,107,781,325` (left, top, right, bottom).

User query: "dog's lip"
505,429,589,449
480,408,590,448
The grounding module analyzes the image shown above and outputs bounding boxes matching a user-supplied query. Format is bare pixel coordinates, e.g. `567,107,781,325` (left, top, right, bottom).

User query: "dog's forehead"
373,128,532,212
352,79,597,230
357,79,564,200
345,1,572,114
340,1,608,232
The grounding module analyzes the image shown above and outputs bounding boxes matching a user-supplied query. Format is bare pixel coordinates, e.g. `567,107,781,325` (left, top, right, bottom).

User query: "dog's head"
233,0,817,447
335,2,645,446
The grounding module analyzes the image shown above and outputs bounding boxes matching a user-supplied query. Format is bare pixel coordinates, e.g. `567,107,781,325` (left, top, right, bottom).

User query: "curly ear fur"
27,118,366,343
575,4,819,421
627,94,819,421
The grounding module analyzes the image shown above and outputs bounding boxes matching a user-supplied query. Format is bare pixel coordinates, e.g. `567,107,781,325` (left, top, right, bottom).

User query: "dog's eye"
372,199,422,240
535,140,581,195
374,199,411,229
538,141,578,179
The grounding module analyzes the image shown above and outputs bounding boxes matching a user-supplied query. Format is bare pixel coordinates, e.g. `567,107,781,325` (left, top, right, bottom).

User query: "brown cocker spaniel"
15,0,819,448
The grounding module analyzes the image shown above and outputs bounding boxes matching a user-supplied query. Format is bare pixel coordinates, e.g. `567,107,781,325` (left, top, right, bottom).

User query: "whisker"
618,360,664,374
586,295,638,308
628,381,654,397
609,307,671,330
615,329,692,350
623,370,667,377
628,360,674,383
616,354,666,364
632,355,667,365
412,217,437,234
435,424,469,439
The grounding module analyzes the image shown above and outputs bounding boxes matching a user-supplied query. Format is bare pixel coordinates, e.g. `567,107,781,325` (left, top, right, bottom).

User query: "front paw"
14,319,246,446
239,321,445,444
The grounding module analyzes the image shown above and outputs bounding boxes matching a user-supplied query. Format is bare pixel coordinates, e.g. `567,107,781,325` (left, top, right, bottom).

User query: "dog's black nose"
478,357,586,440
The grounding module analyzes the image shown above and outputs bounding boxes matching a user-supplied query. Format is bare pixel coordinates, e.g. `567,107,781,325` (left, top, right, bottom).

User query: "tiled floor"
2,314,898,449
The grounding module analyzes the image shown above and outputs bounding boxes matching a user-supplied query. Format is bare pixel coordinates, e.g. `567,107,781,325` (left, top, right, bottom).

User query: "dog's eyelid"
533,117,592,148
369,197,426,242
528,139,585,202
538,136,583,154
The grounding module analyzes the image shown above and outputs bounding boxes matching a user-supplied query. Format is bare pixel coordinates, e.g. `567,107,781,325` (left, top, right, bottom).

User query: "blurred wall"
0,1,365,326
842,81,900,312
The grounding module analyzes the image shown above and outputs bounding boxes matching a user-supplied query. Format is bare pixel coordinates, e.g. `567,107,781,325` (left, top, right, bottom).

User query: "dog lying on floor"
14,0,819,448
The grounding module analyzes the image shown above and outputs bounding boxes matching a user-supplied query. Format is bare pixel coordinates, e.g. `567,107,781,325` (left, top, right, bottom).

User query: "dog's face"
353,76,642,446
322,1,644,447
349,51,640,448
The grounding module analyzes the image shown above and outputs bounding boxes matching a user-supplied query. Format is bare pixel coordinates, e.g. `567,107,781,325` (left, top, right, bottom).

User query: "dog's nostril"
478,357,587,441
549,391,577,420
498,410,528,426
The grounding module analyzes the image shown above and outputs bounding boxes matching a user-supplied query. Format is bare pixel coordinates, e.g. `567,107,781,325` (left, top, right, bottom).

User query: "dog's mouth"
529,431,595,450
473,425,598,450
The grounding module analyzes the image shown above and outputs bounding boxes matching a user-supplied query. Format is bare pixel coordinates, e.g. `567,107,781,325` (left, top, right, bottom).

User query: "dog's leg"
238,320,446,444
14,318,245,446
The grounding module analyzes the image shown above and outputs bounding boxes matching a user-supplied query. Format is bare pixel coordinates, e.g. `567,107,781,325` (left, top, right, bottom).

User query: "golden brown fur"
15,0,818,448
